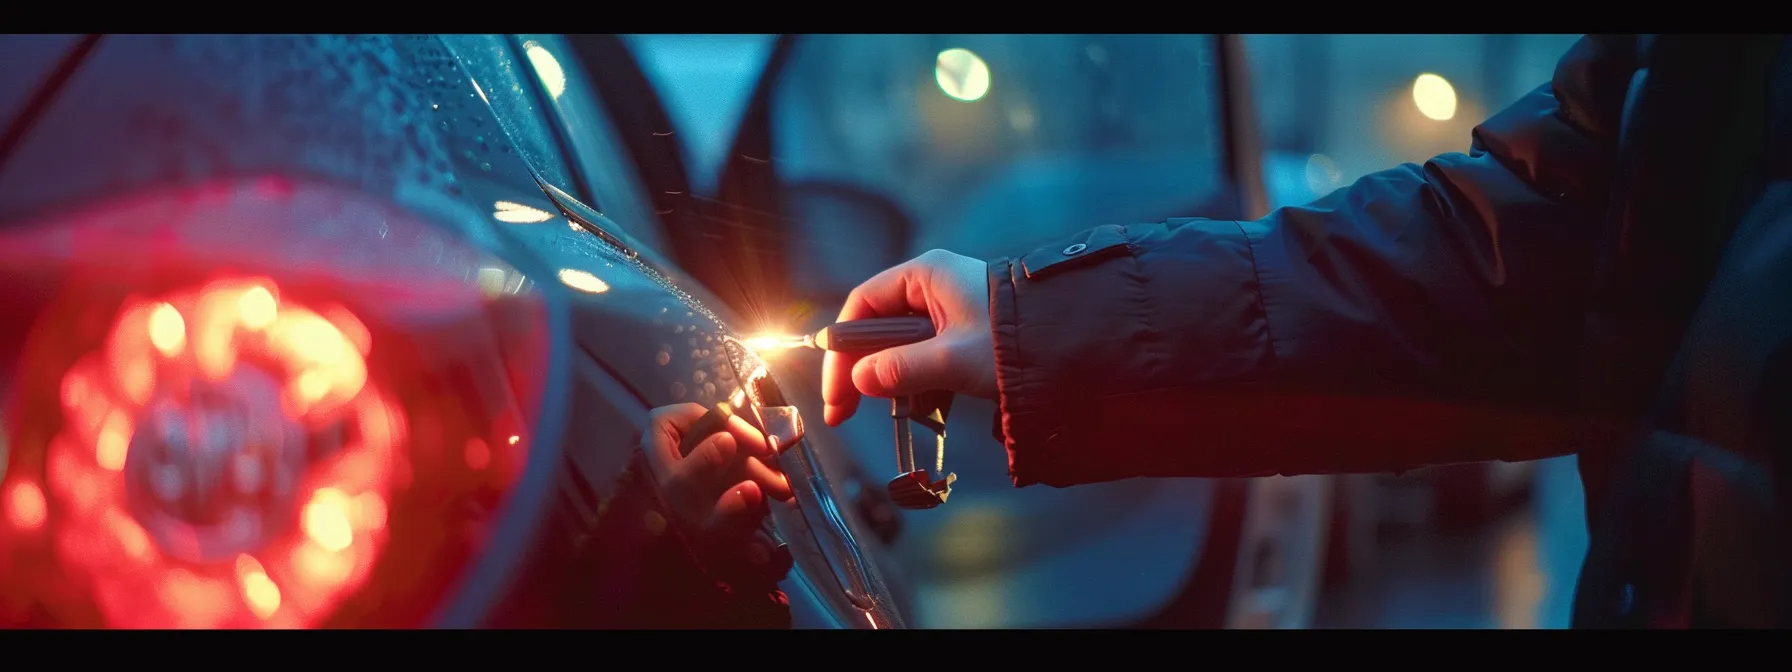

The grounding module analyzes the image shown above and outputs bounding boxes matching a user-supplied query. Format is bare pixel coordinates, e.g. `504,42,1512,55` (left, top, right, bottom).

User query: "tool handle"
823,316,937,354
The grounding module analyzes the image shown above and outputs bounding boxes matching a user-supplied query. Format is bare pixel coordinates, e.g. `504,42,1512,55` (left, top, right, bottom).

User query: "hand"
642,404,795,545
823,249,997,426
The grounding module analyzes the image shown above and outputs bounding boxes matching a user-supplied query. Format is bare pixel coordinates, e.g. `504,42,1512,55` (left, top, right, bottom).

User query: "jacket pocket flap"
1020,224,1130,280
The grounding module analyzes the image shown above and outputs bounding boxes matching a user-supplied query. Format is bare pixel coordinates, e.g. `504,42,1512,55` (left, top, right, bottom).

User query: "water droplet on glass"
703,382,716,397
480,162,492,172
693,370,707,384
670,382,687,400
655,350,671,366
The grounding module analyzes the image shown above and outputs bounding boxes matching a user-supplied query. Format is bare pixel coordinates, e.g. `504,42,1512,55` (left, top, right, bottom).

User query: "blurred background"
622,33,1590,628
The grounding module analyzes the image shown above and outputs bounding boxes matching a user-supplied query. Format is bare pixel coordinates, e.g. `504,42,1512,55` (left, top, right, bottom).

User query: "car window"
435,35,580,196
513,34,670,255
769,34,1227,286
438,35,668,256
622,34,777,197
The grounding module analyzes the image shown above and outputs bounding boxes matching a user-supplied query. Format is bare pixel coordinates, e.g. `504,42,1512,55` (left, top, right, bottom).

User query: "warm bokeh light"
94,411,131,471
302,488,355,553
31,277,401,629
557,268,609,294
5,480,47,532
238,286,277,330
235,554,282,620
525,41,567,99
492,200,555,224
935,48,991,102
1411,73,1457,121
148,303,186,356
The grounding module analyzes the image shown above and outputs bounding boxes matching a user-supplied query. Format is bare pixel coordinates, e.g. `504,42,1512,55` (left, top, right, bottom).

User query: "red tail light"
0,179,552,628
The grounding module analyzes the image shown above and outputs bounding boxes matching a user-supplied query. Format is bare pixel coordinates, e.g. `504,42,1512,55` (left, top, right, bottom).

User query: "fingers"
645,402,713,456
825,254,937,426
663,415,772,482
850,340,956,399
646,402,792,527
744,455,794,502
837,253,935,323
822,350,861,426
701,480,767,539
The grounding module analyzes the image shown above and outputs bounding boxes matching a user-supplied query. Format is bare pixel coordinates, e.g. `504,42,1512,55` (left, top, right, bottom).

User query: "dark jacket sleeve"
989,35,1642,487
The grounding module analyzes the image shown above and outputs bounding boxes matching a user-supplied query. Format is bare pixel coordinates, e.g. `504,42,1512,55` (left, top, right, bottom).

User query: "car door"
607,34,1332,628
468,34,923,628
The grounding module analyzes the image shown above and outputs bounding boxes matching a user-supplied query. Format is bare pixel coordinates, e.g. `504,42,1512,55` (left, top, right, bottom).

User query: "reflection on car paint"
438,36,908,628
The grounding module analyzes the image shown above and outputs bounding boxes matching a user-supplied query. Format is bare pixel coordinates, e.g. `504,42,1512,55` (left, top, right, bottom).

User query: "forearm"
990,47,1636,485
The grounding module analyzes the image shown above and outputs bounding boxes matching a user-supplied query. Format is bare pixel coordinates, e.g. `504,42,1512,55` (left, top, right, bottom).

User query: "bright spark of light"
1411,73,1458,121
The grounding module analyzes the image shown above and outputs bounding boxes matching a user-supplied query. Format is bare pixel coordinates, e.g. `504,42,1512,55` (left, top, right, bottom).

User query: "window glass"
516,34,669,255
1242,34,1584,208
440,35,667,255
623,34,777,197
769,34,1227,288
763,33,1228,629
437,35,579,194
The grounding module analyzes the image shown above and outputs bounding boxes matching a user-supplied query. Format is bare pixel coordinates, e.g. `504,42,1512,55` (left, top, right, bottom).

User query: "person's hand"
642,403,794,545
823,249,997,426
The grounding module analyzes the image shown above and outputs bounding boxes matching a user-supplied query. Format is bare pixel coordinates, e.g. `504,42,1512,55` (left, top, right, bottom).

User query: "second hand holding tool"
746,316,956,510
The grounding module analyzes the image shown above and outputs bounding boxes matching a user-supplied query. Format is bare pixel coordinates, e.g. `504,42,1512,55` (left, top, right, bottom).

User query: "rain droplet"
655,350,671,366
480,162,492,172
693,370,708,384
703,382,716,397
670,382,687,400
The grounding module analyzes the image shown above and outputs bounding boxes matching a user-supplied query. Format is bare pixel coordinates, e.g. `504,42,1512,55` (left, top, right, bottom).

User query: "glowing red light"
463,438,490,471
5,481,47,532
37,277,405,629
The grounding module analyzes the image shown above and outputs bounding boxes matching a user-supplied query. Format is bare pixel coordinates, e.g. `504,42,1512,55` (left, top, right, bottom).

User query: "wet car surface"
0,34,908,628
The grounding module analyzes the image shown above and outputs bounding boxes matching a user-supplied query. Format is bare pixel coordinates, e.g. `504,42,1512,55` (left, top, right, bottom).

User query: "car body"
0,33,1327,628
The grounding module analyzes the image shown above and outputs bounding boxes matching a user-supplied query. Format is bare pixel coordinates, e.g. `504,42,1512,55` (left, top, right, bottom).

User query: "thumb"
852,341,956,398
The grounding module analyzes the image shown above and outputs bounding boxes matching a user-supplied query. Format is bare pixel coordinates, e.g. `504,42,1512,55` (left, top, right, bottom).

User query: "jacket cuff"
988,220,1275,487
